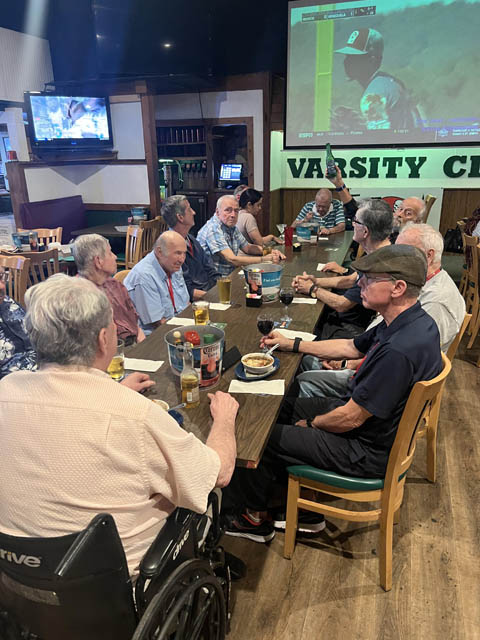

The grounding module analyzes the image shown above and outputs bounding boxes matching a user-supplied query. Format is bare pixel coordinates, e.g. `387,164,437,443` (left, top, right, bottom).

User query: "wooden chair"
18,227,63,246
463,235,479,335
466,245,480,359
1,248,60,286
114,269,131,283
416,313,472,483
139,217,166,257
117,226,144,269
456,220,468,297
283,353,451,591
422,195,436,223
0,254,30,307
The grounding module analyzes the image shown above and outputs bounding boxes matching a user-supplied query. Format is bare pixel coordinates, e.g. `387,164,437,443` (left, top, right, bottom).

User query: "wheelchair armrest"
139,508,195,578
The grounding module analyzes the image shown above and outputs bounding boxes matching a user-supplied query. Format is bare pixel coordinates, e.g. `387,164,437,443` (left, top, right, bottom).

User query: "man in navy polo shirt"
222,244,442,542
161,195,220,301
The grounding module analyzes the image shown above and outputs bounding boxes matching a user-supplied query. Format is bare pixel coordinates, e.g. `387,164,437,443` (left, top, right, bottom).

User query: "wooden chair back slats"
0,254,30,307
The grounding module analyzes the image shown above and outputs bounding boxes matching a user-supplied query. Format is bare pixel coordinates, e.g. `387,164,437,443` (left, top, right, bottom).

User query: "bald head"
395,197,426,228
315,189,333,215
154,230,187,274
396,223,444,271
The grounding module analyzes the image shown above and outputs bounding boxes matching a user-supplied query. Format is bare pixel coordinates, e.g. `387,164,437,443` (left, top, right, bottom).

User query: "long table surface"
126,231,353,468
71,223,128,238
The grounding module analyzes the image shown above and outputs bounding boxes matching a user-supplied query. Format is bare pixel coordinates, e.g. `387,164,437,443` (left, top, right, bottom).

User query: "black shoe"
224,513,275,543
273,510,326,533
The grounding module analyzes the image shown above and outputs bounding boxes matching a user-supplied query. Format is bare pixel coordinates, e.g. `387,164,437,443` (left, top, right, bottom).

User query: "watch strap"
306,418,314,428
293,337,302,353
335,184,346,192
309,284,317,298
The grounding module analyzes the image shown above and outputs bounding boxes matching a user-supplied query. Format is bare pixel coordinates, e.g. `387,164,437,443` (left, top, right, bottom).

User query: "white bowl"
241,353,274,375
152,399,169,411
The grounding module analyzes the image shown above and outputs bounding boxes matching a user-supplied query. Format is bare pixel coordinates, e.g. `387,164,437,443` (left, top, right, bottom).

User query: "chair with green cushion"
283,353,451,592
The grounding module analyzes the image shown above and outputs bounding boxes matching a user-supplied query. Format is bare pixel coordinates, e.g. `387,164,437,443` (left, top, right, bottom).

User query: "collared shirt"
197,215,249,276
0,297,36,379
100,278,140,341
0,365,220,577
169,230,220,300
294,199,345,228
124,251,190,335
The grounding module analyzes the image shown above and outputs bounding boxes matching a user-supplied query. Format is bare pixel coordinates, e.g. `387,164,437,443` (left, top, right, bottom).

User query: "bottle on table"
181,341,200,409
325,143,337,178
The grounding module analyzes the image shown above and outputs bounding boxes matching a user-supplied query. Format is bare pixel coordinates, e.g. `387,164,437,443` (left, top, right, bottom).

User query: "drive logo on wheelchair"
0,548,41,568
172,528,190,561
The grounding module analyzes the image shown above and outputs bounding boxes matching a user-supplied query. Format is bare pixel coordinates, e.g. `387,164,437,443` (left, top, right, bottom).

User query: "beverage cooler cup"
165,325,225,389
245,263,284,303
296,224,312,241
284,226,294,247
130,207,146,224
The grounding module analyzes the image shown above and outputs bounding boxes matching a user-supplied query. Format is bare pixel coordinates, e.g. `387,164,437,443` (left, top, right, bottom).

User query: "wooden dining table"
125,231,354,468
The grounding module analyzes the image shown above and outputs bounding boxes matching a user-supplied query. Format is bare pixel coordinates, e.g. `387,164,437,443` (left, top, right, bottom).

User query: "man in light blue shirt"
197,195,284,276
124,231,190,335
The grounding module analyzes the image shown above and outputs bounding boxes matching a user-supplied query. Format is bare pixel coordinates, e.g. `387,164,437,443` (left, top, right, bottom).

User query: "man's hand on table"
322,261,347,275
292,271,315,291
259,330,293,352
208,391,239,423
270,249,286,263
318,227,330,236
121,372,156,393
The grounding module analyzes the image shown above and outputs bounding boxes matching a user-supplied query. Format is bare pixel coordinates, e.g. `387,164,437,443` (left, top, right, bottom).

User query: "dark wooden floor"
224,337,480,640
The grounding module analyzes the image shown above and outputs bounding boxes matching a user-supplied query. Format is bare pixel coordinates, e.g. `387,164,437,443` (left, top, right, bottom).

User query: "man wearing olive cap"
222,245,442,534
333,28,420,131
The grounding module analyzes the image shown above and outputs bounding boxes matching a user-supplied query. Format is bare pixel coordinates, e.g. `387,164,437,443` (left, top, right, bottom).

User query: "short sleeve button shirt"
124,251,190,335
197,215,248,276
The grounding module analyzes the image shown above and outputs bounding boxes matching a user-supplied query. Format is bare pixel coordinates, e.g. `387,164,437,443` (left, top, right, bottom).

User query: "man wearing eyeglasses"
0,267,36,379
293,199,392,339
221,246,442,535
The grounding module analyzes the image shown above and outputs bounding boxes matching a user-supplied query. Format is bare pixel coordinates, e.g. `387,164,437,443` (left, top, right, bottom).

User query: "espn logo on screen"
0,548,41,568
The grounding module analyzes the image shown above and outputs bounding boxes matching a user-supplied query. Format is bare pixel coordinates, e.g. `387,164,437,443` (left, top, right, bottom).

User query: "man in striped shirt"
291,189,345,235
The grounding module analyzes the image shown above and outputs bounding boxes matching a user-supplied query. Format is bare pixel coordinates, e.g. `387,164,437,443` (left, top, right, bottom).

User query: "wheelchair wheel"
132,559,226,640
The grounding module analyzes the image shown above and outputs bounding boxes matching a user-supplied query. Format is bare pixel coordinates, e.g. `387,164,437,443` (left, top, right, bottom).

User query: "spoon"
265,343,280,358
169,402,186,412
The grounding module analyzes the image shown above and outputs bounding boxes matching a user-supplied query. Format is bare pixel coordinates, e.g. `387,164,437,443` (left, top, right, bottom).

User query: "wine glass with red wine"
279,287,294,323
257,313,275,351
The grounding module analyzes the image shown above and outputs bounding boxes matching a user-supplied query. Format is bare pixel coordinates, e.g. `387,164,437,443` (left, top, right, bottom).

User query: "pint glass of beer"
107,339,125,381
218,277,232,304
192,300,210,325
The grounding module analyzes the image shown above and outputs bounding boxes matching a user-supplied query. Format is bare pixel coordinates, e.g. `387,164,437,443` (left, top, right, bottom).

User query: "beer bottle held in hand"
325,143,337,178
181,342,200,409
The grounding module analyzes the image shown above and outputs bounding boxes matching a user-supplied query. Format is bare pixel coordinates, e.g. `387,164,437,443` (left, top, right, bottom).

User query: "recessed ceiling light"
163,43,172,48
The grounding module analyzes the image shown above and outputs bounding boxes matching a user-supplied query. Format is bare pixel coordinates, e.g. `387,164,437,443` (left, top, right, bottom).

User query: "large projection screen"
286,0,480,148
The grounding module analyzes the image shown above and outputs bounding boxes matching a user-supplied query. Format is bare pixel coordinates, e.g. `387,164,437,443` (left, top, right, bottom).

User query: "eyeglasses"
358,273,396,287
352,216,367,226
0,271,9,282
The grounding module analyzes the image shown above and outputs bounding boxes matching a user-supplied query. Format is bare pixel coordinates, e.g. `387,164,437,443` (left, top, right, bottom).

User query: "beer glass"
107,338,125,381
192,300,210,325
218,277,232,304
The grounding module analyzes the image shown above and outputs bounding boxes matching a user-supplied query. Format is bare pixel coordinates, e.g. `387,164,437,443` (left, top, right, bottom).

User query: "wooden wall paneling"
261,72,272,236
140,92,161,218
440,189,480,236
269,189,283,233
5,161,28,226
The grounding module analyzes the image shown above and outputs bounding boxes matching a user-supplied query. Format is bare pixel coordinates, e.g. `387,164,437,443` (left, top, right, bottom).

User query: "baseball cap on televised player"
335,28,384,58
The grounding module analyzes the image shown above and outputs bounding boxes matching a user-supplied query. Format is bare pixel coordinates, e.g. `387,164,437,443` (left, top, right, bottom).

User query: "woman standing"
236,189,283,247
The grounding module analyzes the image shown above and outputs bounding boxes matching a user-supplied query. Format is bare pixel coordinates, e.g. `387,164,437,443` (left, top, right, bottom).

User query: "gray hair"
72,234,109,276
399,223,444,266
24,274,112,367
161,195,188,228
216,194,237,210
316,188,332,200
357,199,393,243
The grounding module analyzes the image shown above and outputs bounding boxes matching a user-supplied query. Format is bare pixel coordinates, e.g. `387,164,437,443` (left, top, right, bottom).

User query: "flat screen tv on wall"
24,92,114,151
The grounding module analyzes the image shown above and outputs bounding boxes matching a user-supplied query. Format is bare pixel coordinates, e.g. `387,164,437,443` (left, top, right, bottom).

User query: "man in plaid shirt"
197,195,285,276
291,189,345,235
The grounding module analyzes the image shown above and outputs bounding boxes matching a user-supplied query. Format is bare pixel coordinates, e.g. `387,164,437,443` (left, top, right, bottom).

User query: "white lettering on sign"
0,548,41,568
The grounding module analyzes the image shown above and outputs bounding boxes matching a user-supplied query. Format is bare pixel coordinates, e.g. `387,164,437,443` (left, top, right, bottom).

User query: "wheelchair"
0,492,241,639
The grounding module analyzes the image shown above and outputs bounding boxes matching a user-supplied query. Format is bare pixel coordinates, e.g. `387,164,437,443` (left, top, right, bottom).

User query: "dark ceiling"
2,0,289,89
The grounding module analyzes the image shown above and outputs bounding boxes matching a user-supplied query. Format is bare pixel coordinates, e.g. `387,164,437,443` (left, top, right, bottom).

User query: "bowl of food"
151,399,169,411
241,353,274,375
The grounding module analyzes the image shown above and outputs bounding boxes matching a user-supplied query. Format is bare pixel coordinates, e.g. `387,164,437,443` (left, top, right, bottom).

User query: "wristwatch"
335,184,347,192
309,284,318,298
340,359,348,370
293,337,302,353
306,418,315,429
